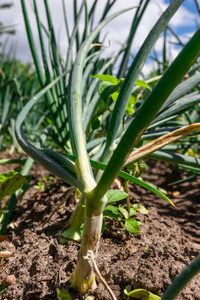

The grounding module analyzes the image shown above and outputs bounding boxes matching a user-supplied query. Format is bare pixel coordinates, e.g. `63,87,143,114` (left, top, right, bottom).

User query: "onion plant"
0,51,45,150
15,0,200,296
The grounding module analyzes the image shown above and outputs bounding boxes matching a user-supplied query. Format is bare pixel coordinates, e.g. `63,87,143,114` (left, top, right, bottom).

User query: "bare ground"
0,151,200,300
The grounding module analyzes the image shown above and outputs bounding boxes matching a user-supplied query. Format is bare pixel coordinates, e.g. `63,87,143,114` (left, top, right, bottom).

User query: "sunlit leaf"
98,81,119,101
129,207,136,217
125,218,140,233
124,287,161,299
111,91,119,102
135,78,151,90
0,284,5,294
118,205,129,219
103,205,118,220
57,288,71,300
107,190,128,204
136,205,148,215
91,74,119,85
0,171,27,201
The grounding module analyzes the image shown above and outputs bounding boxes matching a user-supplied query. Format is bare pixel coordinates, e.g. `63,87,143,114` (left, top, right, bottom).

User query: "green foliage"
0,170,26,224
0,56,43,150
13,0,200,295
162,254,200,300
107,189,128,204
92,74,151,114
124,285,161,299
0,170,27,201
124,217,140,234
0,283,5,294
56,289,71,300
33,176,54,192
104,189,148,234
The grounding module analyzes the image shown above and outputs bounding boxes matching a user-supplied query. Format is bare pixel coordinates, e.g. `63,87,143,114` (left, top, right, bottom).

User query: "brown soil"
0,151,200,300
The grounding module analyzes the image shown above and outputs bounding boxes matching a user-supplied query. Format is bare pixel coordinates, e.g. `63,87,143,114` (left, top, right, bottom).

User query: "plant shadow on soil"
0,152,200,300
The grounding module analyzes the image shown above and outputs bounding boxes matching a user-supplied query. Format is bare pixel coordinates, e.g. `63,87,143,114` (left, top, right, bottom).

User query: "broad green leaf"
14,166,22,173
136,205,148,215
136,162,148,177
98,81,112,95
124,287,161,299
91,116,101,130
129,207,136,217
129,93,138,105
97,77,138,114
135,78,151,90
112,91,137,114
124,285,132,294
118,214,123,221
0,284,5,294
118,205,129,219
98,81,119,101
125,218,140,233
126,105,135,114
132,204,139,209
57,288,71,300
0,171,27,201
91,74,119,85
103,205,118,220
126,94,137,114
111,90,119,102
107,190,128,204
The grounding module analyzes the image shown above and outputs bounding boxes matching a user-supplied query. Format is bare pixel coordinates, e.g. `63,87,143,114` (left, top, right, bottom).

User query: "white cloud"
1,0,198,75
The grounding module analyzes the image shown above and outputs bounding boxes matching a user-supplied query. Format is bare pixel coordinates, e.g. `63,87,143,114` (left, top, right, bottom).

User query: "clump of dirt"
0,152,200,299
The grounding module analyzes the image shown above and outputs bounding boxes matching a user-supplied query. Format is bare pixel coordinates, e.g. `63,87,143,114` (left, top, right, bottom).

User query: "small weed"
33,176,55,192
103,189,148,234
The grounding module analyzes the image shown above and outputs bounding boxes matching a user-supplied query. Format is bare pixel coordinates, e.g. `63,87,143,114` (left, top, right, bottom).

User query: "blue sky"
1,0,200,75
165,0,199,33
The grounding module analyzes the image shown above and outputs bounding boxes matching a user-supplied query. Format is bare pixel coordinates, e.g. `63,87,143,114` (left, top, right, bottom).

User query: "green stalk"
74,0,80,53
0,159,26,165
99,0,184,170
83,57,115,132
124,173,130,211
43,0,68,132
44,0,61,79
64,153,173,204
0,126,50,235
162,254,200,300
91,28,200,202
21,0,45,86
81,1,88,43
62,0,70,41
148,150,200,168
21,0,67,145
15,73,84,192
65,1,86,82
1,60,14,129
117,0,150,79
67,8,136,293
71,213,103,293
158,72,200,113
33,0,50,83
67,6,135,190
